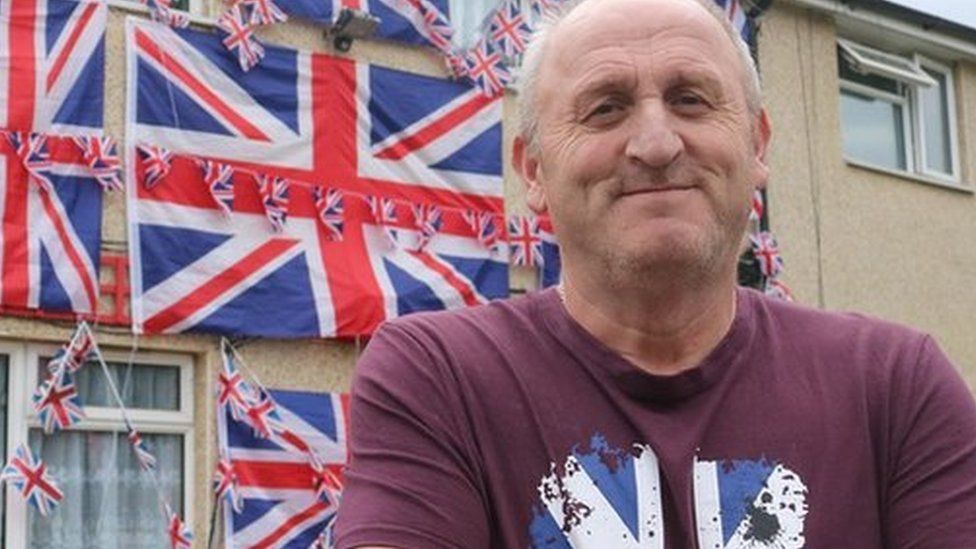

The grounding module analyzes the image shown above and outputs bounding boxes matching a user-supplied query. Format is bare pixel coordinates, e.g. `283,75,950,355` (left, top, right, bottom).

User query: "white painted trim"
838,81,913,172
107,0,215,25
845,157,974,193
913,55,961,182
838,38,937,88
787,0,976,60
0,342,28,549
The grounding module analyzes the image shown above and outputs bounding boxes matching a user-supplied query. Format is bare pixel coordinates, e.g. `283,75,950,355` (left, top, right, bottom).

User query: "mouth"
620,185,696,196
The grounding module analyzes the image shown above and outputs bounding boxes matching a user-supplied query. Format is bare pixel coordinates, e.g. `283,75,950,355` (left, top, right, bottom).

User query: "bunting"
1,444,64,517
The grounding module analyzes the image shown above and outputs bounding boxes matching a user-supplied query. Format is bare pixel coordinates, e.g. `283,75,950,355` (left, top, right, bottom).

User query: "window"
0,342,193,549
837,39,960,184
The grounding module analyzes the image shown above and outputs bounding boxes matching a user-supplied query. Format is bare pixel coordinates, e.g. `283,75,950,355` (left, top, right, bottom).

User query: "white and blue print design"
529,435,664,548
694,458,808,549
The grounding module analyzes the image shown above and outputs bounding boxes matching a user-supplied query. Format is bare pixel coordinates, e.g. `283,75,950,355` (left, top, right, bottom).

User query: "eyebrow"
661,66,726,96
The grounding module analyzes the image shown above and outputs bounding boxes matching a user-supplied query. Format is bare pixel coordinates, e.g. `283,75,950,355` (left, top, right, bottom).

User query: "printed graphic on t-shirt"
528,435,808,549
694,458,808,549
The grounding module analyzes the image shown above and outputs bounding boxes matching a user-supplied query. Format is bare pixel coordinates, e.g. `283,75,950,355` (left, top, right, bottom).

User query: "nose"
624,102,683,169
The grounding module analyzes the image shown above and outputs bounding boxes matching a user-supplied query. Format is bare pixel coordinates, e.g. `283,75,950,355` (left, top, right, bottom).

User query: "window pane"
38,360,180,411
838,49,900,95
27,430,183,549
920,68,953,174
840,88,907,170
449,0,498,48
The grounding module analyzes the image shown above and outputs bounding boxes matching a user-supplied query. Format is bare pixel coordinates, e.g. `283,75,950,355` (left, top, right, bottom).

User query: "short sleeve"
334,321,489,549
884,336,976,547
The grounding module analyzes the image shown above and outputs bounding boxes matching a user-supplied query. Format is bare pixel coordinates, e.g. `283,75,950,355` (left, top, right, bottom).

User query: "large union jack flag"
0,134,104,314
220,389,349,548
0,0,106,134
126,19,508,338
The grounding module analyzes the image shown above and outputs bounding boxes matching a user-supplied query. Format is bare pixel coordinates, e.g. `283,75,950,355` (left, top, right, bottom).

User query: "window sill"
844,158,974,194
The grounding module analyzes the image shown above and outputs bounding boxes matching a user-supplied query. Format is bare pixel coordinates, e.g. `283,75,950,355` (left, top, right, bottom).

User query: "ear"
513,135,548,214
752,109,773,190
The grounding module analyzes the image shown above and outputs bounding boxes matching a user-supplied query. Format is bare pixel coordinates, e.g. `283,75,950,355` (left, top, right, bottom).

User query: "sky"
884,0,976,30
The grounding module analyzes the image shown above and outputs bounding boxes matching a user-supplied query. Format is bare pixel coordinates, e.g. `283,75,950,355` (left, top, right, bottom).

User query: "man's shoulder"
747,288,930,363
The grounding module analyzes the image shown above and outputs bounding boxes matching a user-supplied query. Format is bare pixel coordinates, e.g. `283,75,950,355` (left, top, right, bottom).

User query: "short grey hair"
516,0,763,150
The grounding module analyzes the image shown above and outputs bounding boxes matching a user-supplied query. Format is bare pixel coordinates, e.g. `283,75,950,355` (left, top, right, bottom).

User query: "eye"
669,90,711,113
582,98,627,125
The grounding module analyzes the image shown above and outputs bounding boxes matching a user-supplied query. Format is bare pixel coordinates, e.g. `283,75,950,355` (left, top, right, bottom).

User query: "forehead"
540,0,741,94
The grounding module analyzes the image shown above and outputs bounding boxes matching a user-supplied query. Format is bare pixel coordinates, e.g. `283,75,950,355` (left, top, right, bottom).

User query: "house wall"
759,2,976,388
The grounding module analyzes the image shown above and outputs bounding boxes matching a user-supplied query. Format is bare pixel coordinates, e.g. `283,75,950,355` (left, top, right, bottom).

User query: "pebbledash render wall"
0,2,538,541
760,1,976,389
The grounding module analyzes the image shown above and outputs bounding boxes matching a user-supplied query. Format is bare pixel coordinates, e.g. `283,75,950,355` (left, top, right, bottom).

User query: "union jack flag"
445,52,468,79
0,134,104,315
215,455,244,513
32,366,85,434
487,0,532,58
127,423,158,471
218,345,255,420
368,195,400,247
764,278,794,302
46,321,95,374
508,214,543,267
314,186,345,242
750,231,784,279
462,210,498,252
227,0,288,26
165,503,193,549
220,389,349,548
137,144,174,189
126,20,507,338
538,215,561,288
218,4,265,71
311,513,338,549
749,188,764,222
145,0,190,29
411,203,442,251
7,132,53,188
1,443,64,517
199,159,235,215
416,0,454,54
530,0,564,17
463,38,512,98
244,387,283,439
714,0,752,42
0,0,106,134
73,135,122,191
256,174,290,232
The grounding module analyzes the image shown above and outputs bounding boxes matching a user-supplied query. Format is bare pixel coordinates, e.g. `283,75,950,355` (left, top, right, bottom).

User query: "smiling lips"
621,185,696,195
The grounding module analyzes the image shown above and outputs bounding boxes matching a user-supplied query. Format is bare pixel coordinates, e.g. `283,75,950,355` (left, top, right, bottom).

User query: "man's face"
516,0,771,286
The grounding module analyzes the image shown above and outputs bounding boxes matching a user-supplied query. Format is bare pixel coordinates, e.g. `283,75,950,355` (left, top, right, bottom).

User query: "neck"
560,269,738,376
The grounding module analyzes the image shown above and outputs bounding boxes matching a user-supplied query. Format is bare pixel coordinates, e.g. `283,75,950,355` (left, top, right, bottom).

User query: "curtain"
28,430,184,549
38,359,180,411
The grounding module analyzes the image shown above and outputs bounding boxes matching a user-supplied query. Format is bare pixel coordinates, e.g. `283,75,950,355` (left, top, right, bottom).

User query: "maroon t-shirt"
335,288,976,548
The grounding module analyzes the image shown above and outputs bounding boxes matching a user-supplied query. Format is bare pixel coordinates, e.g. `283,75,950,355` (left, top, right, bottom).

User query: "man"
335,0,976,547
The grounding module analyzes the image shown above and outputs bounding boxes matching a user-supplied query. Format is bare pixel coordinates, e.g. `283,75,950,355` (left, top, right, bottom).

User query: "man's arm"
884,336,976,546
334,321,490,549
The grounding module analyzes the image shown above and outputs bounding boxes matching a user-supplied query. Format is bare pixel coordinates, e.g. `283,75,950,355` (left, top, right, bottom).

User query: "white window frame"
911,55,961,182
106,0,206,20
838,38,964,188
0,341,194,549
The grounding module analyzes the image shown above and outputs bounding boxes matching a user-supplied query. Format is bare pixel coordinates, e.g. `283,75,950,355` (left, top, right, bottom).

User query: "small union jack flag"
368,196,399,247
127,423,157,472
6,131,53,190
33,368,85,434
418,1,454,54
46,322,95,375
530,0,564,17
508,214,543,267
750,231,784,278
311,511,338,549
488,0,533,58
445,52,468,79
463,39,512,98
1,444,64,517
313,186,345,242
255,174,290,232
310,459,343,508
749,188,764,222
218,4,265,71
411,203,442,251
165,503,193,549
227,0,287,26
73,136,123,191
218,346,254,421
463,210,498,252
145,0,190,28
137,144,175,189
199,160,235,215
243,387,282,439
214,455,244,513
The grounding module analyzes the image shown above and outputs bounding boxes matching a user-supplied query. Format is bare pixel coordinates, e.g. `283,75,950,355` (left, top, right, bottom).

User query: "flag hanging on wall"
125,18,508,338
0,133,104,314
0,0,106,134
220,389,349,548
